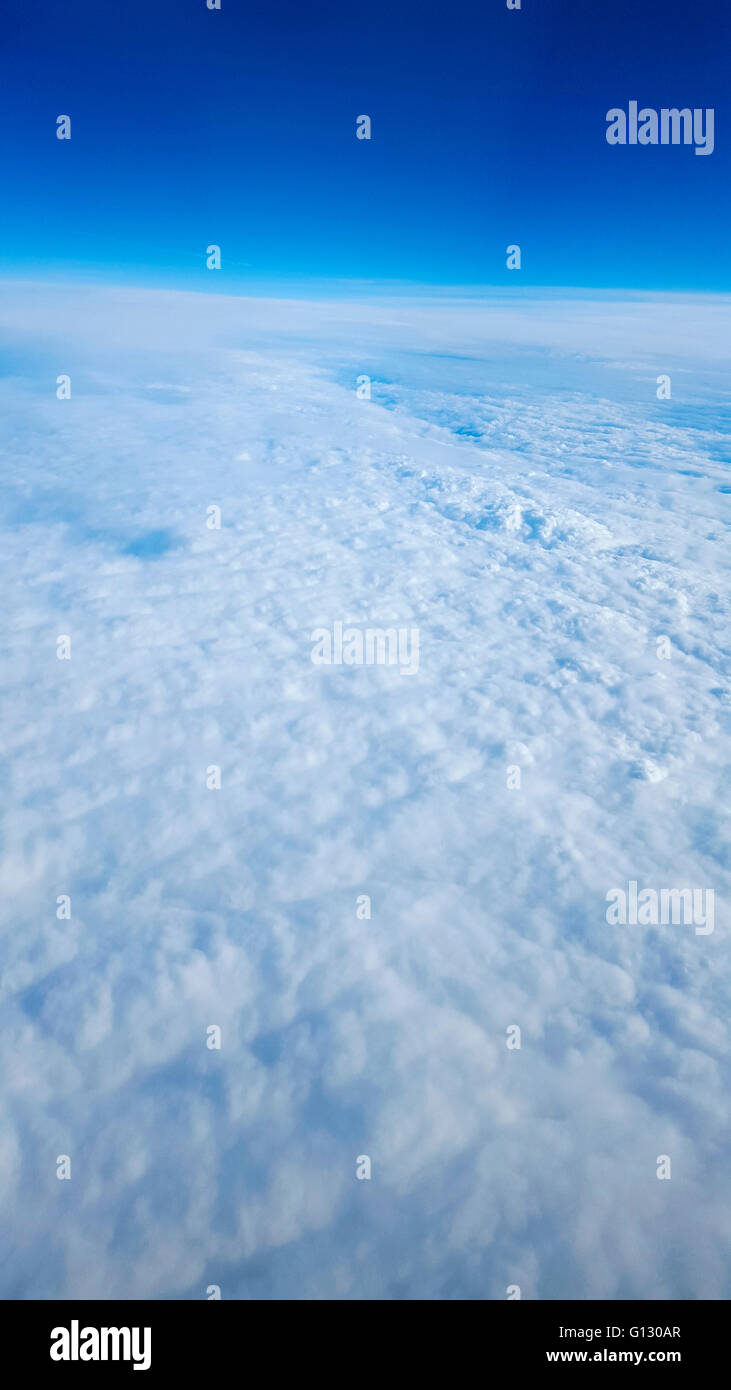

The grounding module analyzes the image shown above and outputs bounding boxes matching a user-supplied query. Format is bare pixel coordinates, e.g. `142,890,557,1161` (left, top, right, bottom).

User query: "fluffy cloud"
0,282,728,1298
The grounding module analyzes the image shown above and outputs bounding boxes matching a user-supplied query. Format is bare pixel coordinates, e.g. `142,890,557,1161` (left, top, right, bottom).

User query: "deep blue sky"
0,0,728,292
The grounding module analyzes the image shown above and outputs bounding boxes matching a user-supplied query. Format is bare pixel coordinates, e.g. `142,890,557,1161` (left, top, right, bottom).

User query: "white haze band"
606,103,714,155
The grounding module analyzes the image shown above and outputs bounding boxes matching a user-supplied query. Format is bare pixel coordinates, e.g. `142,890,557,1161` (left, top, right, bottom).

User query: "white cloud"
0,281,728,1298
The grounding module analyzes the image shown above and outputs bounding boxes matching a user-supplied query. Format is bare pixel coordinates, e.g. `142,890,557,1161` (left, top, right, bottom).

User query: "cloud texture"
0,283,729,1298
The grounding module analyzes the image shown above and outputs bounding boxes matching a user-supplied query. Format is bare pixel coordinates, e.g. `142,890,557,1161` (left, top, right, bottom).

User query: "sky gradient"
0,0,728,293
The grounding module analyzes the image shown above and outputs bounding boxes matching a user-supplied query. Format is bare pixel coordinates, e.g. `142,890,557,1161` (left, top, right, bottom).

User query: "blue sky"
1,0,728,292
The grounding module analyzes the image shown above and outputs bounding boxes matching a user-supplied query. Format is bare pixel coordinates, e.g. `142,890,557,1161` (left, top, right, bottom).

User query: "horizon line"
2,272,731,305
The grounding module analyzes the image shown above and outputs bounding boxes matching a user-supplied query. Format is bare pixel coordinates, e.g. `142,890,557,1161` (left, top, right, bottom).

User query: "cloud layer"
0,283,729,1299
